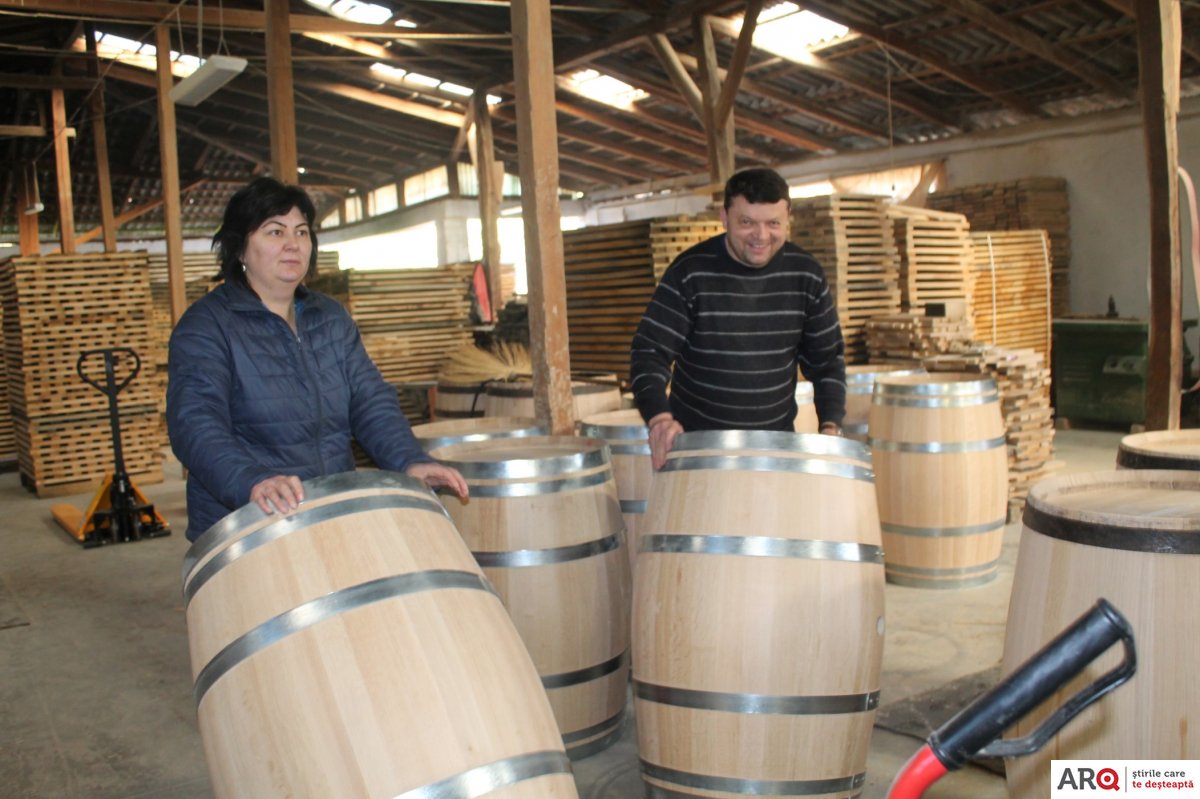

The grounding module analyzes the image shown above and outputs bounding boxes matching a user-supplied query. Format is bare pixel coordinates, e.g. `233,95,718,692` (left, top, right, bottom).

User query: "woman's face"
241,206,312,297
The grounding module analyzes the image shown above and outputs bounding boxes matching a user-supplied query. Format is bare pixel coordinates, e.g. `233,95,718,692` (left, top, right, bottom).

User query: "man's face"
719,195,789,268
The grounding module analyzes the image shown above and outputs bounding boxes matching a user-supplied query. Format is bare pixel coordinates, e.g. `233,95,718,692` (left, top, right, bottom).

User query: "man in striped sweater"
630,168,847,469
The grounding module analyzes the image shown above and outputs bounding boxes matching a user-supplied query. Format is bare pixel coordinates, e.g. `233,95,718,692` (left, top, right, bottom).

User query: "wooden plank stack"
866,311,975,362
887,205,975,313
0,253,166,497
926,178,1070,316
563,215,723,382
309,264,475,391
791,194,901,363
0,299,13,466
923,344,1058,503
970,230,1052,361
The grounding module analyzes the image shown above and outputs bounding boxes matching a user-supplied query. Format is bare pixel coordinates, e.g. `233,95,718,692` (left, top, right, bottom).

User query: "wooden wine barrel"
484,376,622,421
182,471,576,799
412,416,545,452
578,409,652,574
431,436,632,760
1116,429,1200,470
433,380,489,420
1003,470,1200,799
793,380,819,433
869,373,1008,589
844,364,925,441
634,431,885,799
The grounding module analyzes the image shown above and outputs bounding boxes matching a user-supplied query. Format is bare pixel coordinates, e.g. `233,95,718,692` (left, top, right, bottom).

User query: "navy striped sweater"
630,234,846,431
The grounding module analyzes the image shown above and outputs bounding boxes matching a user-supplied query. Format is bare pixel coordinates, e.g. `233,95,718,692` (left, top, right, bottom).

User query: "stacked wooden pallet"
0,253,165,497
926,178,1069,316
563,215,722,381
866,312,975,362
791,194,901,363
309,264,475,388
887,205,975,314
0,299,13,466
923,344,1058,502
970,230,1052,361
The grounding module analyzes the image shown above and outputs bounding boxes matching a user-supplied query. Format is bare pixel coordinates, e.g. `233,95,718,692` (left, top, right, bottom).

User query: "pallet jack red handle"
886,598,1136,799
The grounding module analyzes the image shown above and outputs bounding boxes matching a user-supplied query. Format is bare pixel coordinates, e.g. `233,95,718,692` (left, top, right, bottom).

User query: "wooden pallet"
970,230,1053,361
887,205,976,314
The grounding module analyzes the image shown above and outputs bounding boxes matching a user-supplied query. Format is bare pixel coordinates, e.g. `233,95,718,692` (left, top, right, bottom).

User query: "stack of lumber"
316,249,340,275
887,205,975,314
309,264,475,387
866,312,975,362
0,253,166,497
923,344,1058,502
926,178,1069,316
0,300,13,466
970,230,1052,361
791,194,901,363
564,215,722,381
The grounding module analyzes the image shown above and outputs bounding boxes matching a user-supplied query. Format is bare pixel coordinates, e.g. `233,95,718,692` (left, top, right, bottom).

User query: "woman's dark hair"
723,168,791,210
213,176,319,286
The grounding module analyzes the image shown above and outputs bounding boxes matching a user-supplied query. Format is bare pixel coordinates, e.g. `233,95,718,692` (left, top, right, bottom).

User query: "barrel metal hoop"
874,378,997,396
868,436,1007,454
607,443,652,456
562,707,627,745
660,455,873,483
416,426,546,451
183,494,450,604
448,446,609,480
579,423,648,440
1115,449,1200,471
639,760,868,796
843,423,869,435
466,469,612,498
644,785,861,799
640,534,884,564
564,710,626,760
634,680,880,715
1022,501,1200,555
542,650,627,689
490,383,613,397
620,499,648,514
193,570,495,705
885,561,999,589
183,471,437,580
671,429,871,462
871,395,997,408
473,532,621,567
392,750,573,799
881,519,1006,538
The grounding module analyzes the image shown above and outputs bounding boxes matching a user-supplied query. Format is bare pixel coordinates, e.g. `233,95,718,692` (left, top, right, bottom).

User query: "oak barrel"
869,373,1008,588
433,380,488,420
412,416,546,451
1116,429,1200,470
633,431,885,799
484,377,622,421
844,364,924,441
1003,470,1200,798
578,409,652,575
431,436,632,759
182,471,576,799
793,381,819,433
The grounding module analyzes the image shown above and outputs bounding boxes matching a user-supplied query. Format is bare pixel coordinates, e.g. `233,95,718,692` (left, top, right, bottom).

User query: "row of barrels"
180,385,1200,798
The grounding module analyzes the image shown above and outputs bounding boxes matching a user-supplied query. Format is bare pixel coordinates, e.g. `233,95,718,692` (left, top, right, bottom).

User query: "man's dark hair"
723,168,791,210
213,176,319,286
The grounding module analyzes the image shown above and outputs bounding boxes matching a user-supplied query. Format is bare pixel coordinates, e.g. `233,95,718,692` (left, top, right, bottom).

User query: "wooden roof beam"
1098,0,1200,63
553,94,709,159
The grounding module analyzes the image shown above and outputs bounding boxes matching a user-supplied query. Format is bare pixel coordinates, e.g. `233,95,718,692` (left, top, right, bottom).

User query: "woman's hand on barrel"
407,461,470,499
250,475,305,515
647,413,683,470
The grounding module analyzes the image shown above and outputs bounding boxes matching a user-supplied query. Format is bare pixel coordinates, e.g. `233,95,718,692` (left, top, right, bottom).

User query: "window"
342,195,362,225
368,184,398,216
404,166,449,206
326,222,439,270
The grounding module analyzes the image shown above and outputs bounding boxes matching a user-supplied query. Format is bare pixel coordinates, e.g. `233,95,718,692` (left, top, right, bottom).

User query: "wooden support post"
693,15,735,189
1138,0,1182,430
510,0,574,435
265,0,299,184
474,91,502,322
155,25,187,323
18,164,40,256
86,26,117,252
50,87,76,254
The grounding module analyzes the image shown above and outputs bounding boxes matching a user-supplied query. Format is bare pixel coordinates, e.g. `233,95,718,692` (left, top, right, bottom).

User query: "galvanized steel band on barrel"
872,377,999,408
640,760,867,797
641,534,884,564
562,709,626,760
847,369,923,392
867,435,1007,454
661,455,873,483
487,381,614,397
578,421,648,441
541,650,627,689
621,499,648,514
472,533,622,568
1024,491,1200,556
635,680,880,715
182,493,450,604
881,519,1006,538
883,559,1000,589
415,424,547,452
391,750,573,799
447,441,609,479
182,471,446,586
670,429,871,461
192,570,496,705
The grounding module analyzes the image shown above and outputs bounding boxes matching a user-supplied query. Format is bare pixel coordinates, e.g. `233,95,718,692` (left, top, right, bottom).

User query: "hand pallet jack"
51,348,171,548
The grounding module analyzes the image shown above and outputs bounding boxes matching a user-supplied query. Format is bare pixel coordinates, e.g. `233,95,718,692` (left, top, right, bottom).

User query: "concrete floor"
0,428,1128,799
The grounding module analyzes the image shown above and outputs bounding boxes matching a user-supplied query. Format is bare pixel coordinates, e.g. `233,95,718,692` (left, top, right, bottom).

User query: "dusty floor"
0,428,1128,798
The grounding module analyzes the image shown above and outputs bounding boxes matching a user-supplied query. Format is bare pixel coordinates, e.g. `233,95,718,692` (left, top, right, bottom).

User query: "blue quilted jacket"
166,281,430,541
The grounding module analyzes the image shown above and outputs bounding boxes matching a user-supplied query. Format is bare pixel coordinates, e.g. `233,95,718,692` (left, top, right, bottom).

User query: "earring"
241,262,247,273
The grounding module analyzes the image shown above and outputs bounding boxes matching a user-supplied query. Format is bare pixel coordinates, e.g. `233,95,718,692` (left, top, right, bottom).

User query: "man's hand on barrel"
819,421,843,437
407,461,470,499
647,412,683,470
250,475,305,515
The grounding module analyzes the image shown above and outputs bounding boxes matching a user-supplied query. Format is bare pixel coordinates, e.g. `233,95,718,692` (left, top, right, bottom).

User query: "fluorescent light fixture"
170,55,247,106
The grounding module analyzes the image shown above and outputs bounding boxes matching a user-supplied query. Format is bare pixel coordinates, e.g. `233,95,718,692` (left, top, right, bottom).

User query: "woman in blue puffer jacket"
166,177,467,542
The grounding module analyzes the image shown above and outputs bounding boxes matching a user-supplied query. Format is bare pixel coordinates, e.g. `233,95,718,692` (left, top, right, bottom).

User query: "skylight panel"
304,0,400,26
564,69,647,111
737,3,850,59
88,31,200,77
